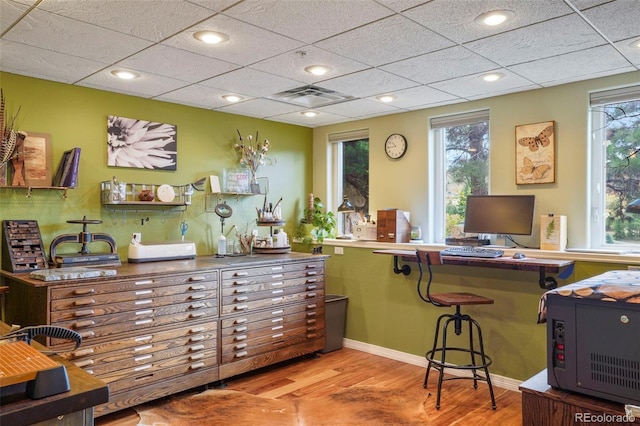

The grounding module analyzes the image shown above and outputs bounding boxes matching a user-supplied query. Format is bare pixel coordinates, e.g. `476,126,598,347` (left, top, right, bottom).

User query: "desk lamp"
337,195,355,239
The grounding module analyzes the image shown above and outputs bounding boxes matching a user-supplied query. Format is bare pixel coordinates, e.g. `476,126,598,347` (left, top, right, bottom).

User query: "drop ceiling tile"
162,14,304,66
118,45,239,83
186,0,239,12
315,14,454,67
3,8,152,63
464,14,607,67
430,69,537,98
381,46,498,84
404,0,574,44
509,45,634,85
248,45,369,84
615,38,640,66
77,68,190,98
36,0,216,42
1,0,34,33
367,85,460,109
0,39,106,83
318,68,418,98
222,0,394,44
582,0,640,42
201,68,303,98
567,0,612,10
375,0,432,12
155,84,250,110
269,110,351,127
317,99,402,118
216,98,303,119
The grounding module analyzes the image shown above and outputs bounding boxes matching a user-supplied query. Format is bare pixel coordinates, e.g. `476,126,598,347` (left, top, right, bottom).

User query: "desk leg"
393,256,411,275
539,269,558,290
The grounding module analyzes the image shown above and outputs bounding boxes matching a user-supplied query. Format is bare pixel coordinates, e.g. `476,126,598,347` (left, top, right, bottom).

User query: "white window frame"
430,110,490,243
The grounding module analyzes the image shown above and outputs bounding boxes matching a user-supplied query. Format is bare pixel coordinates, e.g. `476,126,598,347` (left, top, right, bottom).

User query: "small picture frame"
23,132,53,187
516,121,555,185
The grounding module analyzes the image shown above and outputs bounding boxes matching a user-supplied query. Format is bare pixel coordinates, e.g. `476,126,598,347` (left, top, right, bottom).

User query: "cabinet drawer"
51,282,217,312
221,308,323,337
221,274,322,296
221,261,324,284
221,288,324,315
222,282,321,307
50,271,218,300
221,317,323,347
221,331,322,364
221,302,323,329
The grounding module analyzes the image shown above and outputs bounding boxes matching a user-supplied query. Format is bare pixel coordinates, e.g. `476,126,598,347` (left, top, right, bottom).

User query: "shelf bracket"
393,255,411,275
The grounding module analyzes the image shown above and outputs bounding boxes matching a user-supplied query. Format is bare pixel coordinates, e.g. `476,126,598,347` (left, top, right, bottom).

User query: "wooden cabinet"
0,254,326,417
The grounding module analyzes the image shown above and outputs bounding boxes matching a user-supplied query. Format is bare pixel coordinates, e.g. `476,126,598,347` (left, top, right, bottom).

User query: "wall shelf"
0,185,71,198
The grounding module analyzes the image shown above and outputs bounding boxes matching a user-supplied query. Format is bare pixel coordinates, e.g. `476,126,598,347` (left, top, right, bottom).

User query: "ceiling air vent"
269,85,353,108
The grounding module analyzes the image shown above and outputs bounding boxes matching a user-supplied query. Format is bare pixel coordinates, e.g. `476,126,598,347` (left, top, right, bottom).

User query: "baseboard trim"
342,338,522,393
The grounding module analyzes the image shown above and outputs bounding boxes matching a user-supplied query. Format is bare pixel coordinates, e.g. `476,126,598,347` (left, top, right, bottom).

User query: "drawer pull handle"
190,326,205,333
271,266,284,271
135,374,154,381
306,278,318,283
271,274,284,279
135,364,153,372
135,319,153,325
189,334,205,342
272,325,283,331
272,333,284,339
190,362,206,369
234,335,247,341
189,285,206,291
234,318,247,324
135,290,153,296
136,309,153,316
306,285,317,290
189,353,205,361
305,293,317,298
135,280,154,286
306,312,317,317
234,351,248,358
234,288,248,294
234,343,247,350
189,294,206,300
307,319,317,324
234,326,247,333
306,271,317,276
73,288,95,295
79,331,95,338
307,304,317,309
190,344,205,351
135,344,153,352
272,281,284,287
272,317,283,323
234,296,248,302
135,354,153,362
307,333,317,338
74,320,95,329
234,305,248,311
272,289,284,294
74,309,95,317
306,264,317,269
307,326,317,331
234,272,249,277
272,309,284,315
74,298,95,306
272,297,284,302
190,303,206,309
135,335,152,342
189,276,206,282
234,280,249,285
73,348,94,357
189,312,206,318
74,359,94,368
135,299,153,305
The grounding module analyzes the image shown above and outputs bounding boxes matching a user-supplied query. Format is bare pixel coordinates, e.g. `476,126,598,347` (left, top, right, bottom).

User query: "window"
431,110,490,242
590,85,640,249
329,130,369,235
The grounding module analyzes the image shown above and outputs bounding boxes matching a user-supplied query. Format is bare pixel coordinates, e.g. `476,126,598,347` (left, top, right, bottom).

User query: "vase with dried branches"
234,129,270,193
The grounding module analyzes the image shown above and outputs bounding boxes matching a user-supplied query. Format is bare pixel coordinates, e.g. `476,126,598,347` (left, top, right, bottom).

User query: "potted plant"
296,194,336,245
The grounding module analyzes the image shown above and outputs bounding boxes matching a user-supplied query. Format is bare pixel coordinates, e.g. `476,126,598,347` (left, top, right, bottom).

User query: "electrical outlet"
334,247,344,255
133,233,142,243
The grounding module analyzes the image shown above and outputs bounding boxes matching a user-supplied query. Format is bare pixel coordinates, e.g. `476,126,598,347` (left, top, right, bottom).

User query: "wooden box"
376,209,411,243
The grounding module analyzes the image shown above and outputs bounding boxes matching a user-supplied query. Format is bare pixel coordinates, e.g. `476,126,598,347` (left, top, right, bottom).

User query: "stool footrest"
426,347,493,370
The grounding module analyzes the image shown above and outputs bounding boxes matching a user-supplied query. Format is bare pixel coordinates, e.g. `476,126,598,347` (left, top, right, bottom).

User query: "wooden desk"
0,322,109,426
520,370,638,425
373,249,574,289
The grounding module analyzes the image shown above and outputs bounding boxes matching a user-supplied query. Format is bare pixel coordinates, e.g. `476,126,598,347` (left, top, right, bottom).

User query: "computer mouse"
512,252,526,259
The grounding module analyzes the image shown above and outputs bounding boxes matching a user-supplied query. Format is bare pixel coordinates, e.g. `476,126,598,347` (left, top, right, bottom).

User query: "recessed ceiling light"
630,39,640,49
475,10,515,26
222,95,243,103
304,65,332,76
301,111,318,117
193,30,229,44
111,70,139,80
480,72,505,82
377,95,396,103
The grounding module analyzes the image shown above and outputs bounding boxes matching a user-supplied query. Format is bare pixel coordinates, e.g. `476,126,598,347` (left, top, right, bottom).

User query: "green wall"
0,72,313,259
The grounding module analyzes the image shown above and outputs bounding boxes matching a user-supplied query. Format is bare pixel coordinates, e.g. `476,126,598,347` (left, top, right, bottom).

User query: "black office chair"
416,249,496,410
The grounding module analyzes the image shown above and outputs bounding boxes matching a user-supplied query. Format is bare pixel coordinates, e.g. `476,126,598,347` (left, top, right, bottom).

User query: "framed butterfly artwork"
515,121,555,185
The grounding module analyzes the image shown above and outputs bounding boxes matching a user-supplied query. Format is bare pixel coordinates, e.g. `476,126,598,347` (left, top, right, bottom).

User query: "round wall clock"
385,133,407,159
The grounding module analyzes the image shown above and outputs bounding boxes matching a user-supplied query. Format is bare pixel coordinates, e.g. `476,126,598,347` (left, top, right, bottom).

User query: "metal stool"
416,249,497,410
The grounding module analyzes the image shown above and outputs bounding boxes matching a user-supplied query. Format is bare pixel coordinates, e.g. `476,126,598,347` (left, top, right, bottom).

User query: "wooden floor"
96,348,522,425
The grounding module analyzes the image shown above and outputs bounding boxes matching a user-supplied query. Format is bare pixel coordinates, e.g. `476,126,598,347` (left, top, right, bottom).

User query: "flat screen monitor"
463,195,535,236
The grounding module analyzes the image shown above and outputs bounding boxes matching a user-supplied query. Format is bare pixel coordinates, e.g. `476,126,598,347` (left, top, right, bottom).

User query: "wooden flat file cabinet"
0,254,327,417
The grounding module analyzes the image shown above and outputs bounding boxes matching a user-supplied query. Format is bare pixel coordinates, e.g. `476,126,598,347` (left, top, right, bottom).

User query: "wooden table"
373,249,574,289
520,370,639,425
0,322,109,426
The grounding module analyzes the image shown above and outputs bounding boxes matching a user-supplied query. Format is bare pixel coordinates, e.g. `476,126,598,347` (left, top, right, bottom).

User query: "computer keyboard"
441,246,504,258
